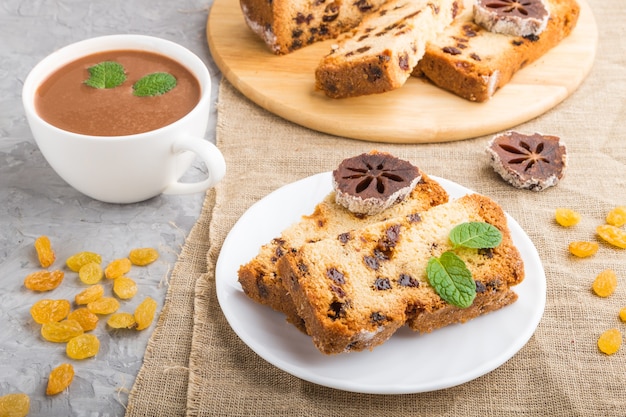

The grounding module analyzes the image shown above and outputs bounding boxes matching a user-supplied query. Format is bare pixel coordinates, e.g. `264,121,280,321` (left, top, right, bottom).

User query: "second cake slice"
278,193,525,354
238,161,448,331
412,0,580,101
315,0,462,98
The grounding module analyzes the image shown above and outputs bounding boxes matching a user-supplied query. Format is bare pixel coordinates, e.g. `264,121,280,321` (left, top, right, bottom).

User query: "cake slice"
412,0,580,101
278,193,524,354
238,169,448,331
240,0,388,55
315,0,462,98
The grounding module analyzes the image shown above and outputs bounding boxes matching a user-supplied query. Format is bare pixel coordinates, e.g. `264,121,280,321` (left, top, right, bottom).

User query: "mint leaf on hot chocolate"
83,62,177,97
132,72,177,97
84,61,127,89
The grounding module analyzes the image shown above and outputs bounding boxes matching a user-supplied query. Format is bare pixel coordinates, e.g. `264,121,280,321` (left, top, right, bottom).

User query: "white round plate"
215,173,546,394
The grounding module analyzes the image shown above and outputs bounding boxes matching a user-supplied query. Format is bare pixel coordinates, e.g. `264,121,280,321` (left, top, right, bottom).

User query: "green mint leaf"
132,72,177,97
449,222,502,249
84,61,127,89
427,251,476,308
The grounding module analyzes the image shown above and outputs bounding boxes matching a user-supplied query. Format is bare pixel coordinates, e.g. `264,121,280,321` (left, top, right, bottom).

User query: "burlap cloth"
126,1,626,414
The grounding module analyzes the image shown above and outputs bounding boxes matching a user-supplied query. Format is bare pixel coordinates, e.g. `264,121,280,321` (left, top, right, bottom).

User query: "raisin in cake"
240,0,387,55
238,161,448,331
412,0,580,101
315,0,461,98
277,193,524,354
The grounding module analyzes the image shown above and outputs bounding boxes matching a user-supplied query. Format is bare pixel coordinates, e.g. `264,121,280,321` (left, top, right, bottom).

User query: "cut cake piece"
238,168,449,331
278,193,524,354
240,0,387,55
412,0,580,101
315,0,462,98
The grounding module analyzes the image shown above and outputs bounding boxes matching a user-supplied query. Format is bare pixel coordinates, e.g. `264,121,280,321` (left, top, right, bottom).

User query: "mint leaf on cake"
449,221,503,249
427,251,476,309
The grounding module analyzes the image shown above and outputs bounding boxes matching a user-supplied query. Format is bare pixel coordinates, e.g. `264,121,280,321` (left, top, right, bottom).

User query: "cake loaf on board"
315,0,461,98
413,0,580,101
240,0,388,54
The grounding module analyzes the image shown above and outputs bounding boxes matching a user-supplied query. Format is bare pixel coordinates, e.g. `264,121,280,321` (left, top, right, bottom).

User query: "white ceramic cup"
22,34,225,204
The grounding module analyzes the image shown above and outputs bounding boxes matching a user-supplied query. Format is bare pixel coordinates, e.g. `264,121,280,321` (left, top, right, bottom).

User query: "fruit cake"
238,152,449,331
412,0,580,101
315,0,461,98
240,0,388,54
277,193,524,354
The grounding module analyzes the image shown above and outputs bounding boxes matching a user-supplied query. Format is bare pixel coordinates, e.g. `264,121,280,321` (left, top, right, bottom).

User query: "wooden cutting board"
206,0,597,143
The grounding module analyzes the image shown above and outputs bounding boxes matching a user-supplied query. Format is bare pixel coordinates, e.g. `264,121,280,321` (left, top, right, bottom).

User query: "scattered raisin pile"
556,206,626,355
1,236,161,415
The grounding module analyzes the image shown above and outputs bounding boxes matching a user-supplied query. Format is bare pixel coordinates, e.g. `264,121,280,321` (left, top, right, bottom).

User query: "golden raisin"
568,241,599,258
30,299,71,324
24,270,64,291
134,296,158,330
592,269,618,297
555,208,581,227
0,393,30,417
41,319,84,343
66,251,102,272
597,328,622,355
113,276,138,300
78,262,103,285
75,284,104,305
104,258,131,279
67,307,99,331
107,312,137,329
129,247,159,266
596,224,626,249
46,363,75,395
66,334,100,359
606,206,626,227
87,297,120,315
34,235,55,268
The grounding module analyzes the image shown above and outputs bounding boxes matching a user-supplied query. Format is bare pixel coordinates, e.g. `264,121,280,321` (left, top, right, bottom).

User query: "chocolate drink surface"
35,50,201,136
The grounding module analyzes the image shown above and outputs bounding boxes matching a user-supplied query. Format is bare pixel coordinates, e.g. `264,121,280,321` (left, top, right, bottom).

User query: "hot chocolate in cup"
22,34,225,204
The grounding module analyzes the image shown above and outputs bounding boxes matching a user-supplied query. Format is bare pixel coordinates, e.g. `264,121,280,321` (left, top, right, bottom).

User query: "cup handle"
162,137,226,195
